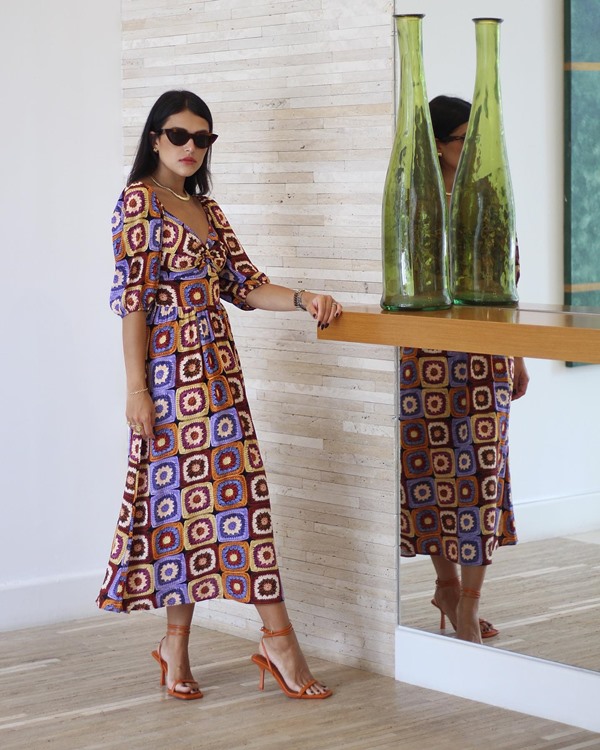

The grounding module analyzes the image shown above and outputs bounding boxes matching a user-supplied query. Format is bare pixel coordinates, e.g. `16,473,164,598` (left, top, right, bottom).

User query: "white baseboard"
0,571,105,632
514,491,600,542
395,625,600,733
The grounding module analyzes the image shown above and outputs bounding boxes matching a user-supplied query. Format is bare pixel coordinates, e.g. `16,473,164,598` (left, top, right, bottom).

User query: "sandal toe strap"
172,680,200,693
298,679,318,696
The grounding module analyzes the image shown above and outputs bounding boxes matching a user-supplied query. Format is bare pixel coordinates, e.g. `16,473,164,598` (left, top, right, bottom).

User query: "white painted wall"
0,0,123,629
395,0,600,536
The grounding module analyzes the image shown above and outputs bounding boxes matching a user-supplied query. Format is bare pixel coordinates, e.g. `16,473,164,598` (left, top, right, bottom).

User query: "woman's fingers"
511,358,530,400
309,295,342,327
142,414,155,439
127,419,155,439
126,395,156,438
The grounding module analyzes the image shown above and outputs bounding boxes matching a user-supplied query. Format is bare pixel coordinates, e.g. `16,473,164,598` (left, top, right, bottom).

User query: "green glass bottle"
449,18,518,306
381,14,450,311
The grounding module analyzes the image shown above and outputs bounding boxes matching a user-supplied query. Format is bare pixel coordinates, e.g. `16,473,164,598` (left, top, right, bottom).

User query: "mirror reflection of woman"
399,95,530,643
97,90,341,700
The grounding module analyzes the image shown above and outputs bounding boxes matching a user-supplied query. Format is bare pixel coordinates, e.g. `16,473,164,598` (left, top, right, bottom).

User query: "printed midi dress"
97,182,283,612
399,346,518,566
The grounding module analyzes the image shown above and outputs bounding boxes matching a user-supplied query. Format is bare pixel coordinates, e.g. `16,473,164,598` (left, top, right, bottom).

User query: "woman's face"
152,109,212,180
436,121,468,175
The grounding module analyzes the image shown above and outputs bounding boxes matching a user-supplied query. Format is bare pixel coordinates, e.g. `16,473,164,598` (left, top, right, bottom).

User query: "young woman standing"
98,90,340,700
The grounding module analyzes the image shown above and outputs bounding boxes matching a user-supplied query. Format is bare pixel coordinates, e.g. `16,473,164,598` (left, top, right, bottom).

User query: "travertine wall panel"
122,0,397,675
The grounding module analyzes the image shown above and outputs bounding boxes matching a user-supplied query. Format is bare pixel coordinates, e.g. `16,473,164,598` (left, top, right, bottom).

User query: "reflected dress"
97,182,283,612
399,347,518,566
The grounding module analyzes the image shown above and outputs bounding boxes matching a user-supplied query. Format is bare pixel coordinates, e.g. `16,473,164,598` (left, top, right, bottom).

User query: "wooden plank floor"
1,614,598,750
400,533,600,671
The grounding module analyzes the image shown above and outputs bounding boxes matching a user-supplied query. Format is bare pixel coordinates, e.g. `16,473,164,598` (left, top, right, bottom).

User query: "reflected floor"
400,532,600,671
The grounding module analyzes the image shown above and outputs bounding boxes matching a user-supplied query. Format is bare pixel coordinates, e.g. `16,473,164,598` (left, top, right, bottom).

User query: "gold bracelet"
128,387,148,396
293,289,307,311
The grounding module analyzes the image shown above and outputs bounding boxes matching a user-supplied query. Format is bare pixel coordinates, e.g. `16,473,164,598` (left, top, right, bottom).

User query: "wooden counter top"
317,302,600,364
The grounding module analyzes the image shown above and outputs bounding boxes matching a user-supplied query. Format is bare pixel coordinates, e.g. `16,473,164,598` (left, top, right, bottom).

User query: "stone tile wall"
123,0,397,674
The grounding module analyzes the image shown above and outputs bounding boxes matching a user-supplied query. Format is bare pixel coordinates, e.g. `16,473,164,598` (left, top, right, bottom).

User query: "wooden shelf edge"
317,305,600,364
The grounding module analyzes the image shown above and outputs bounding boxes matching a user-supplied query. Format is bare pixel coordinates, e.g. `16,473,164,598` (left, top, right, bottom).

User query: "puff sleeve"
110,183,162,318
203,198,270,310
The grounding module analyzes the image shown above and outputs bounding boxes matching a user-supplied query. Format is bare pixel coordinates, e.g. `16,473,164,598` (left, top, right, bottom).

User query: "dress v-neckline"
143,183,212,245
162,206,214,247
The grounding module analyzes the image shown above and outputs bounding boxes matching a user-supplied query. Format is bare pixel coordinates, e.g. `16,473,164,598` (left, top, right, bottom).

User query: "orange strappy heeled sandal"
250,623,333,700
151,623,203,700
431,577,499,639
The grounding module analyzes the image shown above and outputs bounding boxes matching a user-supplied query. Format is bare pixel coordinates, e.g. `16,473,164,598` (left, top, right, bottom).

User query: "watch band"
293,289,307,311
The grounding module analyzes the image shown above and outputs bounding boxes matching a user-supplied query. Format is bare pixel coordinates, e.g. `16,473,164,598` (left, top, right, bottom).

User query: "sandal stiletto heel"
151,623,203,700
431,577,457,630
250,623,332,700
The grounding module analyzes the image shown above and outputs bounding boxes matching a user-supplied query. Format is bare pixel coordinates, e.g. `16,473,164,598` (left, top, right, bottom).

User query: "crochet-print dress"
97,182,283,612
399,348,518,566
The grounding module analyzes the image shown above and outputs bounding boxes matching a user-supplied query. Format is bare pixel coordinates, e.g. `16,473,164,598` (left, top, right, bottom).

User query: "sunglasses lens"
194,134,218,148
192,134,210,148
164,129,189,146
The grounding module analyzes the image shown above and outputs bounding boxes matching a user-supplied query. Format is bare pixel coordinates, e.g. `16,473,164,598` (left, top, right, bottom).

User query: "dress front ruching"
97,182,283,612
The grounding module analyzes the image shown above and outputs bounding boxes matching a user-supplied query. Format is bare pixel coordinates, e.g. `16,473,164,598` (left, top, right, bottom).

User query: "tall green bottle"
381,14,450,311
449,18,518,306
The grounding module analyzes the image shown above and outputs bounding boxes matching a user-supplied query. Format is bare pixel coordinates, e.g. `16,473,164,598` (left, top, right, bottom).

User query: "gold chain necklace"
151,176,191,201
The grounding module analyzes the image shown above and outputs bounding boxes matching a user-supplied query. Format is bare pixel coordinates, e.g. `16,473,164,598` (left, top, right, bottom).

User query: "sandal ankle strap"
461,588,481,599
258,622,294,671
260,622,294,639
435,577,460,588
167,624,191,636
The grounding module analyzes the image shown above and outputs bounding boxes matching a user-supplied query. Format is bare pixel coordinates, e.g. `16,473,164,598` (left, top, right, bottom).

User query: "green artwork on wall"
564,0,600,307
564,0,600,364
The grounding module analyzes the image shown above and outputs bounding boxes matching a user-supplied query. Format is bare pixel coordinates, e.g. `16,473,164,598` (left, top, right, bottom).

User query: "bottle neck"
397,16,427,105
473,20,501,103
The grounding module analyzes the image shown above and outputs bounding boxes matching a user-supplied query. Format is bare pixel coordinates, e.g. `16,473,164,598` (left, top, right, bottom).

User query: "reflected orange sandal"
461,587,499,639
151,623,203,700
250,623,332,700
431,578,499,639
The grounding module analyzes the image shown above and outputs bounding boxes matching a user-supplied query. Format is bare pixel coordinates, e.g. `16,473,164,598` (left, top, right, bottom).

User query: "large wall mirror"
393,0,600,684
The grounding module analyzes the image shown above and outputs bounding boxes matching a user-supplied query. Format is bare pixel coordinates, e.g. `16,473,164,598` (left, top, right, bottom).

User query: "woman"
97,90,340,700
399,95,530,644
